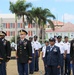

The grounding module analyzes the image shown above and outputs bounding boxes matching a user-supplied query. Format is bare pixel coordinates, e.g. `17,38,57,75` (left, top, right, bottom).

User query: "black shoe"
29,71,33,74
34,70,39,72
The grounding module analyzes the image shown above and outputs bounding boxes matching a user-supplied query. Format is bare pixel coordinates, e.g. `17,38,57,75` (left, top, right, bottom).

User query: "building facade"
46,22,74,40
0,14,38,41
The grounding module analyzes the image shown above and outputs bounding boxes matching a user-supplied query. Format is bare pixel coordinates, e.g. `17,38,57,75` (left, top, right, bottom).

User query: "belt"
35,50,38,51
67,54,70,55
61,54,63,55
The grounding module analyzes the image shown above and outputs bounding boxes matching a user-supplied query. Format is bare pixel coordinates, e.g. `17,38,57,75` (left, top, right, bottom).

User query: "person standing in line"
16,29,32,75
70,39,74,75
41,41,49,75
64,36,71,75
45,37,61,75
0,31,11,75
33,35,41,72
29,37,35,74
55,36,65,75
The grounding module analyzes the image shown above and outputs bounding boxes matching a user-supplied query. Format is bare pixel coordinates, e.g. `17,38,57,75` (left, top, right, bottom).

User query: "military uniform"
0,31,11,75
70,39,74,75
33,35,41,71
45,38,61,75
55,36,65,75
42,41,49,75
29,37,35,74
64,36,71,75
16,29,32,75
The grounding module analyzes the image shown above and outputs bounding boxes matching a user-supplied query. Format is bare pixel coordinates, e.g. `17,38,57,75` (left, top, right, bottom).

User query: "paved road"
7,51,44,75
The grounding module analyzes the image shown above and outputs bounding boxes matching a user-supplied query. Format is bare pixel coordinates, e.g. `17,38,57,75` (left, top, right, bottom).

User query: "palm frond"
47,20,55,30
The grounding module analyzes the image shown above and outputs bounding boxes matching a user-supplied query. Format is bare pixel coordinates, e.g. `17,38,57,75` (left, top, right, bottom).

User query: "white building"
46,22,74,40
0,14,39,41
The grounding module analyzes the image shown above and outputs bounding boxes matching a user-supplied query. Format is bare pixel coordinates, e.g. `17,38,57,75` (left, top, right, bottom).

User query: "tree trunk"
15,14,17,44
42,26,45,43
22,15,25,28
36,24,38,36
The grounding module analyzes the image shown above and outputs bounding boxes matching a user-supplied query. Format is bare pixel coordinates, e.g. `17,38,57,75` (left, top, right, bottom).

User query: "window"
32,31,36,36
10,31,13,36
2,23,6,28
10,23,14,28
17,23,21,28
32,23,35,28
10,31,15,36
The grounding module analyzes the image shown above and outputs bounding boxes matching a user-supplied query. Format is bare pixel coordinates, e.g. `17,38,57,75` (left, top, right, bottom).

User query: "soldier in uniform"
55,36,65,75
70,39,74,75
16,29,32,75
64,36,71,75
0,31,11,75
42,40,49,75
45,38,61,75
33,35,41,72
29,37,35,74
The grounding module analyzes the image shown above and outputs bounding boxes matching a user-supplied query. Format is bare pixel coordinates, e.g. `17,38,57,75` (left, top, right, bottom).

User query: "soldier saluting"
16,29,32,75
0,31,11,75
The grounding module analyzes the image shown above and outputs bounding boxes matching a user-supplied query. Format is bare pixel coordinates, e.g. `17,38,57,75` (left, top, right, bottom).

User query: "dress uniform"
16,29,32,75
55,36,65,75
33,35,41,71
70,39,74,75
42,41,49,75
0,31,11,75
29,37,35,74
45,38,61,75
64,36,71,75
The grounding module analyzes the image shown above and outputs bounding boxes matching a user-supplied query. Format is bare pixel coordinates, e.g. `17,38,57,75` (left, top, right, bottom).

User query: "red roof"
48,20,64,26
46,22,74,32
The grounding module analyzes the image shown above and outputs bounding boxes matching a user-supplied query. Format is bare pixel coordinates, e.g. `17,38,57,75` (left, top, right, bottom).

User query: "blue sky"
0,0,74,23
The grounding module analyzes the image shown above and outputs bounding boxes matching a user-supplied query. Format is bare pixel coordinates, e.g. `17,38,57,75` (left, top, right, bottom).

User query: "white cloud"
62,13,74,21
55,0,74,2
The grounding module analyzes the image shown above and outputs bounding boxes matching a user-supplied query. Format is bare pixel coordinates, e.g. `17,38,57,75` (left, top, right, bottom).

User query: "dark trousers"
47,65,59,75
35,51,39,71
72,64,74,75
0,62,6,75
60,54,64,75
65,54,71,75
17,62,28,75
29,53,35,74
43,57,47,75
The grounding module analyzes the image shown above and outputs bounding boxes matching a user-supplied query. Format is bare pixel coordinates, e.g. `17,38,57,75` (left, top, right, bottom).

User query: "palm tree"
9,0,32,28
38,8,55,43
28,7,40,36
29,7,55,43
